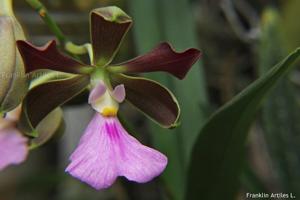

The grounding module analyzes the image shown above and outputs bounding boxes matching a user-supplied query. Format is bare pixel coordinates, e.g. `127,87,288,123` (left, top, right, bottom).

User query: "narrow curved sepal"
30,108,65,149
18,75,90,137
108,43,201,79
91,6,132,66
16,40,91,74
28,69,78,89
110,74,180,128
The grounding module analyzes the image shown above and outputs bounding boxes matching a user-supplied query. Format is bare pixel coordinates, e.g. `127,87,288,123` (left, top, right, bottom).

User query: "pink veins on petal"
66,113,168,190
0,128,28,170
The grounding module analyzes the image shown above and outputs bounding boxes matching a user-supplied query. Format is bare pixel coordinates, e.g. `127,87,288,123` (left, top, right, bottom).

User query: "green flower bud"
0,0,27,113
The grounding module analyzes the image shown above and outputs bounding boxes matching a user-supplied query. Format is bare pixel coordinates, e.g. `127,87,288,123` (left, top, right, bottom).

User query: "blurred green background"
1,0,300,200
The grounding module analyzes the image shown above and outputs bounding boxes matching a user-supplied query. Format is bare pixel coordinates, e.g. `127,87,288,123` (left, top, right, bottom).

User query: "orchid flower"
66,76,168,189
16,6,201,189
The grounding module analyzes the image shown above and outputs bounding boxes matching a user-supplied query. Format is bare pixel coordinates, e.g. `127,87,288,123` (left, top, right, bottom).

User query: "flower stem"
26,0,66,44
25,0,90,57
65,42,94,64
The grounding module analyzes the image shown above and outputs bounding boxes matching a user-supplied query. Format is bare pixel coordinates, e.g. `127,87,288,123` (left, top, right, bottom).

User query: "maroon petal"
108,43,201,79
91,7,132,66
18,75,90,137
110,74,180,128
17,40,91,74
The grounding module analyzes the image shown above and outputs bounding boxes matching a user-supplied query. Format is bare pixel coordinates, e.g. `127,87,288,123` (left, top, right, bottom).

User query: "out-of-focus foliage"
129,0,208,199
186,46,300,199
282,0,300,51
259,8,300,197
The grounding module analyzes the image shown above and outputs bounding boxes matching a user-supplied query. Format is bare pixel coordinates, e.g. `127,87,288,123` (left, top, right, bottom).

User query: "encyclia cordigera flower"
16,6,201,189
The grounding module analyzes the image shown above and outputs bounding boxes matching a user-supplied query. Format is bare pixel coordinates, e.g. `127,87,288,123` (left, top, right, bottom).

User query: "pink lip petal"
0,128,28,171
66,114,118,189
114,117,167,183
66,113,167,190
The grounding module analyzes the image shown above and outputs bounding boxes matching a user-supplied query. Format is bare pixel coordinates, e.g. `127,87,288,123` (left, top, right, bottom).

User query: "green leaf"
30,108,65,149
0,16,27,113
18,75,89,137
186,48,300,200
240,163,268,194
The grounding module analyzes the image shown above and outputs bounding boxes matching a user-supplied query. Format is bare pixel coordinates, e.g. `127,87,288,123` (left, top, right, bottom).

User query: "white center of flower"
91,90,119,117
89,80,125,117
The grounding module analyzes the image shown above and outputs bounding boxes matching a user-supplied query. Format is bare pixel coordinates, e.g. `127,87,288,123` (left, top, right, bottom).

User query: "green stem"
25,0,66,44
90,67,113,90
65,41,93,63
106,65,126,74
25,0,91,59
